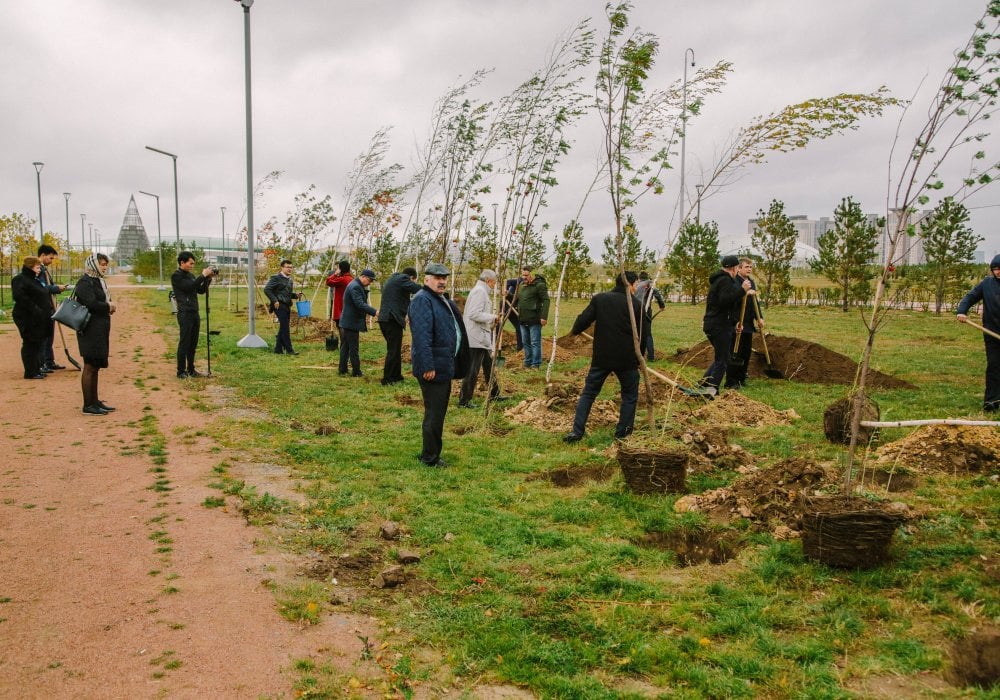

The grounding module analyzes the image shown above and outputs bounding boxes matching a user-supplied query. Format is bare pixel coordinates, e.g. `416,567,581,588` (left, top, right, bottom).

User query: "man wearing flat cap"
700,254,754,393
957,254,1000,412
408,262,470,467
339,268,378,377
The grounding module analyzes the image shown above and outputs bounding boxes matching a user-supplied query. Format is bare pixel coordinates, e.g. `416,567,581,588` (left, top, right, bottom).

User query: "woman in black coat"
11,256,51,379
74,253,117,415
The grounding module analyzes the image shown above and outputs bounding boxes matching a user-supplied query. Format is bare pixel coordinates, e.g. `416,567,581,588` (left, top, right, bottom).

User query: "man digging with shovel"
701,255,754,394
956,253,1000,413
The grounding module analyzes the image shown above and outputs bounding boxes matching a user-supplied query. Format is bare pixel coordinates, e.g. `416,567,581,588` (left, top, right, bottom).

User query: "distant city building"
112,195,151,262
747,208,932,267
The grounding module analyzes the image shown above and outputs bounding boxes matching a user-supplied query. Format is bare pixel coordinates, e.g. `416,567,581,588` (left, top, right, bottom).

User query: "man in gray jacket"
459,269,505,408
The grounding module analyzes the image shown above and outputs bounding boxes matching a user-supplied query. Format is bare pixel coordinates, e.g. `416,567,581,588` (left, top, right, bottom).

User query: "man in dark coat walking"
171,251,215,378
339,269,378,376
409,262,470,467
378,267,421,385
563,271,649,443
701,255,753,392
264,259,300,355
957,254,1000,412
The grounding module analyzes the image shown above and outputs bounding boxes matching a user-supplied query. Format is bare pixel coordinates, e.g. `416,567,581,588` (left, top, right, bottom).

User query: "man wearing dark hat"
408,262,470,467
956,254,1000,412
378,266,421,385
339,268,378,377
700,254,753,393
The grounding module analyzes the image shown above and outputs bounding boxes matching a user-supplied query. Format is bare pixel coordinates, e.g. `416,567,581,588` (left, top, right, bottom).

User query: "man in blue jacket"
957,254,1000,412
409,262,470,467
339,269,378,376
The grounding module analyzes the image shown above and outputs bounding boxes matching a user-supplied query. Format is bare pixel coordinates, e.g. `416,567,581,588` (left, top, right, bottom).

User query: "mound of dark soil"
949,626,1000,688
525,463,616,487
674,335,914,389
638,527,744,566
823,395,879,445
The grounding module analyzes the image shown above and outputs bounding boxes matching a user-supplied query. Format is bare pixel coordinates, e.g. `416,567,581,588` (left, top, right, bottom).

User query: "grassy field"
139,285,998,699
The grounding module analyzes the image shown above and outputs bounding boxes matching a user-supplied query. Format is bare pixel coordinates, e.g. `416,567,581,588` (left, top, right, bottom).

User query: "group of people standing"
11,246,116,415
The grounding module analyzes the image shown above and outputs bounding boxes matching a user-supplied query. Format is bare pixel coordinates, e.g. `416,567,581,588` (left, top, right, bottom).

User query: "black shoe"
490,395,510,402
82,404,109,416
352,372,363,377
614,429,634,440
39,366,53,374
177,371,189,379
458,401,477,409
97,401,116,412
25,373,46,380
48,363,66,370
338,371,349,376
187,369,204,377
563,433,584,444
288,351,300,356
985,401,999,413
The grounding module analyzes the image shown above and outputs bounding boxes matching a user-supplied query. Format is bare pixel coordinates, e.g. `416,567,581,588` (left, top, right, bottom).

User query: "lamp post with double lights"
139,190,164,289
234,0,266,348
144,146,180,246
32,162,44,243
679,49,695,230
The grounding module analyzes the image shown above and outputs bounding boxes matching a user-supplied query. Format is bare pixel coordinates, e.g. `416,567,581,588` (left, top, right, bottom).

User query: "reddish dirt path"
0,279,373,699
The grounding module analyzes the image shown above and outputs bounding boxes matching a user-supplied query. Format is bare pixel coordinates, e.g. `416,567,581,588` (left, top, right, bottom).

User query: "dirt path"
0,279,374,699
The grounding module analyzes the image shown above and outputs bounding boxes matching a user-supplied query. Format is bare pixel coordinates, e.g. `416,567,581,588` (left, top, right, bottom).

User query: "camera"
210,267,220,275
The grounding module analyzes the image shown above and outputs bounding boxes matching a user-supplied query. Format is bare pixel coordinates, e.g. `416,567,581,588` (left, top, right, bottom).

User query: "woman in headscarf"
11,256,52,380
75,253,117,415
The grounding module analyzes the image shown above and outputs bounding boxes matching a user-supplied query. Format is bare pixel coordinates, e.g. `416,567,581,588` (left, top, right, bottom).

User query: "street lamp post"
145,146,180,246
139,190,164,289
235,0,266,348
63,192,71,278
679,49,695,230
88,223,93,251
220,206,226,275
80,213,86,265
33,162,44,243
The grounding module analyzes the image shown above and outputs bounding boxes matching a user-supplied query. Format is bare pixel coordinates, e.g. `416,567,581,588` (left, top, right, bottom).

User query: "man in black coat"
957,254,1000,412
564,271,649,443
701,255,753,392
171,251,215,378
378,267,421,385
37,244,69,371
726,257,763,389
264,259,300,355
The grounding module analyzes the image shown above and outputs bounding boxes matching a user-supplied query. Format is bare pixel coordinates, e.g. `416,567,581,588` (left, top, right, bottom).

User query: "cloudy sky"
3,0,998,265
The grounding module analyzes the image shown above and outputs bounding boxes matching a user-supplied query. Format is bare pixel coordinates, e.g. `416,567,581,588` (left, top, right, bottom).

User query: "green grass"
134,287,999,698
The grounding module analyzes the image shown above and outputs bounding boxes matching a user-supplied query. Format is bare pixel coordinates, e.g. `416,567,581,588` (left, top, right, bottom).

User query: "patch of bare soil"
948,625,1000,689
874,424,1000,474
637,527,745,566
690,390,799,428
844,671,959,699
674,458,836,533
504,385,618,433
674,335,915,389
0,278,382,698
525,462,616,487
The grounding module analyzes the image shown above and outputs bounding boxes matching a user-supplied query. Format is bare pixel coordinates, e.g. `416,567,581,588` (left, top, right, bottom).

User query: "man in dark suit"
171,251,215,378
37,244,69,371
378,267,421,385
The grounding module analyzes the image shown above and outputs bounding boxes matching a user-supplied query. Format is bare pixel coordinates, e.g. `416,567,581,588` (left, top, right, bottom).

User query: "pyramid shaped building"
113,195,151,262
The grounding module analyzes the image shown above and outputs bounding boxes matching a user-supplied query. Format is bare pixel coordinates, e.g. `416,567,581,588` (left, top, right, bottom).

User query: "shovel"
963,318,1000,342
752,295,785,379
581,331,715,399
729,295,748,368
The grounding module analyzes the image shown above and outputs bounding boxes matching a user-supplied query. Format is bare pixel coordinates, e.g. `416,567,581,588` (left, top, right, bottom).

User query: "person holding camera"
171,251,214,378
264,259,301,355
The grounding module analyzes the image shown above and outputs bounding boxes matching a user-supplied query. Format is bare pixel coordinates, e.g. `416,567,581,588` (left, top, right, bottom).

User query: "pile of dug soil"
504,395,618,432
674,457,835,533
691,391,799,428
674,335,914,389
874,424,1000,474
675,426,754,471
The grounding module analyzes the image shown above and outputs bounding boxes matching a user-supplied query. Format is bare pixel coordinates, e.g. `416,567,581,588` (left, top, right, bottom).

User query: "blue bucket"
295,300,312,318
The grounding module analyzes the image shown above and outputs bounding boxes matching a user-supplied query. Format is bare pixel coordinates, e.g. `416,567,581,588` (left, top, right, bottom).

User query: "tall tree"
750,199,798,305
666,220,720,304
600,214,654,276
921,197,983,313
810,197,879,311
547,220,593,299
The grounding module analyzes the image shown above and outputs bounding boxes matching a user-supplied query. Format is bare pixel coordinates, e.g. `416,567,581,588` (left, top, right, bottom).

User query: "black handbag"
52,295,91,332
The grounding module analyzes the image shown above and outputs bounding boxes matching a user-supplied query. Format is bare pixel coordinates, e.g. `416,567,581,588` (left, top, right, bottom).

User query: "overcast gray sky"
3,0,998,264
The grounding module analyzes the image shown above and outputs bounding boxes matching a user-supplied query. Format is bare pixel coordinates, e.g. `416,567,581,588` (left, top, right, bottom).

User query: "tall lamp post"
80,213,86,264
234,0,266,347
33,162,44,243
220,206,226,274
139,190,164,289
679,49,695,230
63,192,71,278
144,146,180,246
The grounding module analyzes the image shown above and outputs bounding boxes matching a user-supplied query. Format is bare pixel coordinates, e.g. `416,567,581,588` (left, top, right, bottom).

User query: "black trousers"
701,326,734,390
418,378,451,464
339,328,361,375
40,318,55,367
459,347,499,404
726,331,753,387
379,321,405,383
176,310,200,373
15,320,43,378
984,334,1000,408
274,304,294,353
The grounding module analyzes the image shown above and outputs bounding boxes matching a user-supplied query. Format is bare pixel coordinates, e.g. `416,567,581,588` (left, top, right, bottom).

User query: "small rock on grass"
397,550,421,564
380,521,400,540
375,565,406,588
